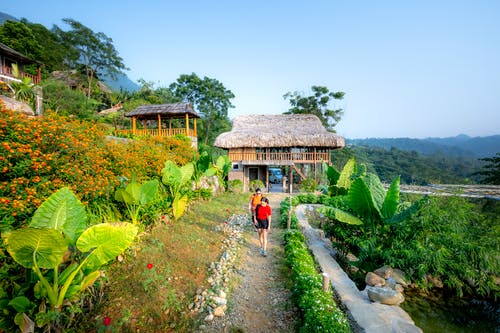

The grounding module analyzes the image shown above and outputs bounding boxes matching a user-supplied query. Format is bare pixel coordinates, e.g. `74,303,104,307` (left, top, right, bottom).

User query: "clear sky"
3,0,499,138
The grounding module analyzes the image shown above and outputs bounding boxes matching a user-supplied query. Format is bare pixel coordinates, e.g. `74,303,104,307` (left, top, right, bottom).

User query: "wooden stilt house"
214,114,345,192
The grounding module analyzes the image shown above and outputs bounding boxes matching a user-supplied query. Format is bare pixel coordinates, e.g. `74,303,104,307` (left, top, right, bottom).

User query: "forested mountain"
347,134,499,158
0,11,18,24
332,145,484,185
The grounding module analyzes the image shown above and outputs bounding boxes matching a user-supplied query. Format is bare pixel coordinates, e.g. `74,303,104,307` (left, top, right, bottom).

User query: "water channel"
401,289,499,333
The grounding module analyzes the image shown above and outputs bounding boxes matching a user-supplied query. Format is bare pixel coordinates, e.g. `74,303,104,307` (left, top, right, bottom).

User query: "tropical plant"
161,160,194,220
114,177,160,224
2,188,137,330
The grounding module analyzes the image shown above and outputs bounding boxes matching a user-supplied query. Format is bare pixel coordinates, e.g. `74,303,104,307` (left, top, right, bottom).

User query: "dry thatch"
125,102,200,120
214,114,345,148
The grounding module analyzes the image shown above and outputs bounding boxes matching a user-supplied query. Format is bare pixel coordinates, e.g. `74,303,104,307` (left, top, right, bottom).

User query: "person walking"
253,197,272,256
249,188,264,220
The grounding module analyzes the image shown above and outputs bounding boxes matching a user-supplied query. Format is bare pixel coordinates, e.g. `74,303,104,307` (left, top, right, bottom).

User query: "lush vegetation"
283,229,351,332
292,159,500,300
0,103,233,332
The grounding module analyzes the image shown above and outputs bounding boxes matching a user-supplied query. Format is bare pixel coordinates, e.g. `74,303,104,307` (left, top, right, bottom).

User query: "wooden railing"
229,151,330,163
114,128,196,137
0,65,40,84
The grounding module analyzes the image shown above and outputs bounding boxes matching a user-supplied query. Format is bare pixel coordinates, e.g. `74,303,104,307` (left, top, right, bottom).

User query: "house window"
232,163,240,170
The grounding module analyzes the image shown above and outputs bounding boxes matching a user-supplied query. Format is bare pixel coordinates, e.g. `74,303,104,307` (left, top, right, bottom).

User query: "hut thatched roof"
125,102,200,120
214,114,345,148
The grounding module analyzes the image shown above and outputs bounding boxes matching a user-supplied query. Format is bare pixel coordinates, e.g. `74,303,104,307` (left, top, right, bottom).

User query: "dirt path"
201,193,299,333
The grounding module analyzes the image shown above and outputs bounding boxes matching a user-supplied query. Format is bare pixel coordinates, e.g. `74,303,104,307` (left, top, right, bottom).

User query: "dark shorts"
256,218,269,230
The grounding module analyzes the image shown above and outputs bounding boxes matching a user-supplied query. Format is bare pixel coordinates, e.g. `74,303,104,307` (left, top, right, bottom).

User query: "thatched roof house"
214,114,344,148
214,114,345,192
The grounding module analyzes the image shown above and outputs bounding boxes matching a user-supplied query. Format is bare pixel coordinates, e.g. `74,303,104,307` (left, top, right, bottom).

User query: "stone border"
295,205,423,333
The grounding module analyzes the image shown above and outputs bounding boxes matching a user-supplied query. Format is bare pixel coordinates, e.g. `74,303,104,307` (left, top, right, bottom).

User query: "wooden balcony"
229,151,331,164
114,127,196,137
0,65,41,84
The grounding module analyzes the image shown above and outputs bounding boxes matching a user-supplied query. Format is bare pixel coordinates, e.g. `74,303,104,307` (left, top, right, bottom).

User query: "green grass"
73,192,249,333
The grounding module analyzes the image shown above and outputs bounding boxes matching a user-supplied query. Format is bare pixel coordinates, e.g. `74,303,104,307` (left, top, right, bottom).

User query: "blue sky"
3,0,499,138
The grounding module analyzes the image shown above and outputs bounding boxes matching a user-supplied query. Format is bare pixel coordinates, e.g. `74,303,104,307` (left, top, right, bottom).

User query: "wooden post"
194,118,197,136
132,117,137,135
169,118,172,135
322,272,330,292
287,194,292,229
185,113,189,135
158,114,161,136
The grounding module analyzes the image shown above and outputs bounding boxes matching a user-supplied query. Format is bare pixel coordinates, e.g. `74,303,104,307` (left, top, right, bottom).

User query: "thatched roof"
125,102,200,120
214,114,345,148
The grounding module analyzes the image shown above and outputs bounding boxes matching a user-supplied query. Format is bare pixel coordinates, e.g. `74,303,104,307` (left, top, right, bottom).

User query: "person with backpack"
249,187,264,220
253,197,272,256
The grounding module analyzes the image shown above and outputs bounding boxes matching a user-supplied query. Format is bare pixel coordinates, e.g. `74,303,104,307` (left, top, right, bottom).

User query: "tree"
53,18,127,98
169,73,234,145
283,85,345,131
475,153,500,184
0,20,41,61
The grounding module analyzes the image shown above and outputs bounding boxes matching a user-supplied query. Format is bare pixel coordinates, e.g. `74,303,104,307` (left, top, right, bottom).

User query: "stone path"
200,193,299,332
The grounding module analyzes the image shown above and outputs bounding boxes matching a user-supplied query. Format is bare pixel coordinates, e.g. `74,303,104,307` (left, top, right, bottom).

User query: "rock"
391,268,409,287
391,318,423,333
386,278,405,293
213,305,226,317
0,96,35,116
366,286,405,305
374,265,393,279
212,296,227,305
204,314,214,322
366,272,386,287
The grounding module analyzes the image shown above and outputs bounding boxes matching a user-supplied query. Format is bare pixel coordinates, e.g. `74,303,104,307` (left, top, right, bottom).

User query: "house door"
248,167,258,182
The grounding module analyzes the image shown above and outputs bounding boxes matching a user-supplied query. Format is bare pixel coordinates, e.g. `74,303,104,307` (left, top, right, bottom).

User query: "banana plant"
114,177,159,224
161,160,194,220
324,157,362,195
3,188,138,318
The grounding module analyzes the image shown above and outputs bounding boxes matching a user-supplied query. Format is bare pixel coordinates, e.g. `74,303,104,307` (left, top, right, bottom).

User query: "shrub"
249,179,265,192
227,179,243,193
299,178,318,193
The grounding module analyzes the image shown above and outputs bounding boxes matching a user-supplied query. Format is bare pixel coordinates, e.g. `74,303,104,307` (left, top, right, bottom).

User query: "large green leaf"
125,181,141,204
77,223,138,271
197,151,212,173
172,195,188,220
337,157,356,190
30,187,87,245
348,177,380,218
162,160,182,187
381,176,400,219
362,173,385,211
386,197,424,225
139,179,159,205
180,162,194,185
321,207,363,225
6,228,68,269
325,164,340,185
8,296,33,312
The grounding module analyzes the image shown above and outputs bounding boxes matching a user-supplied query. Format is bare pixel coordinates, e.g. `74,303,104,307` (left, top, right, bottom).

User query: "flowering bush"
0,104,195,229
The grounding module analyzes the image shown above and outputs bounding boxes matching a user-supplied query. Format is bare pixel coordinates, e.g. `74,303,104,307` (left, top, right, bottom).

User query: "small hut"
214,114,345,192
118,102,200,148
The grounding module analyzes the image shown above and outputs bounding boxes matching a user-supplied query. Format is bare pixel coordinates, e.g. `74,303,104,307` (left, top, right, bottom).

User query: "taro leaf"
321,206,363,225
6,228,68,269
381,176,400,219
77,223,138,271
139,179,159,205
125,181,141,204
348,177,380,219
172,195,188,220
362,173,385,211
180,162,194,185
337,157,356,190
161,160,182,187
325,163,340,186
30,187,87,245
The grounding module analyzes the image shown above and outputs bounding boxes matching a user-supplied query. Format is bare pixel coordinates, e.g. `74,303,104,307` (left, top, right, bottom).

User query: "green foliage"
249,179,265,193
283,85,345,131
169,73,234,145
227,179,243,193
41,79,98,119
474,152,500,184
114,178,160,224
299,178,318,192
161,160,194,220
283,230,351,333
2,188,137,331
